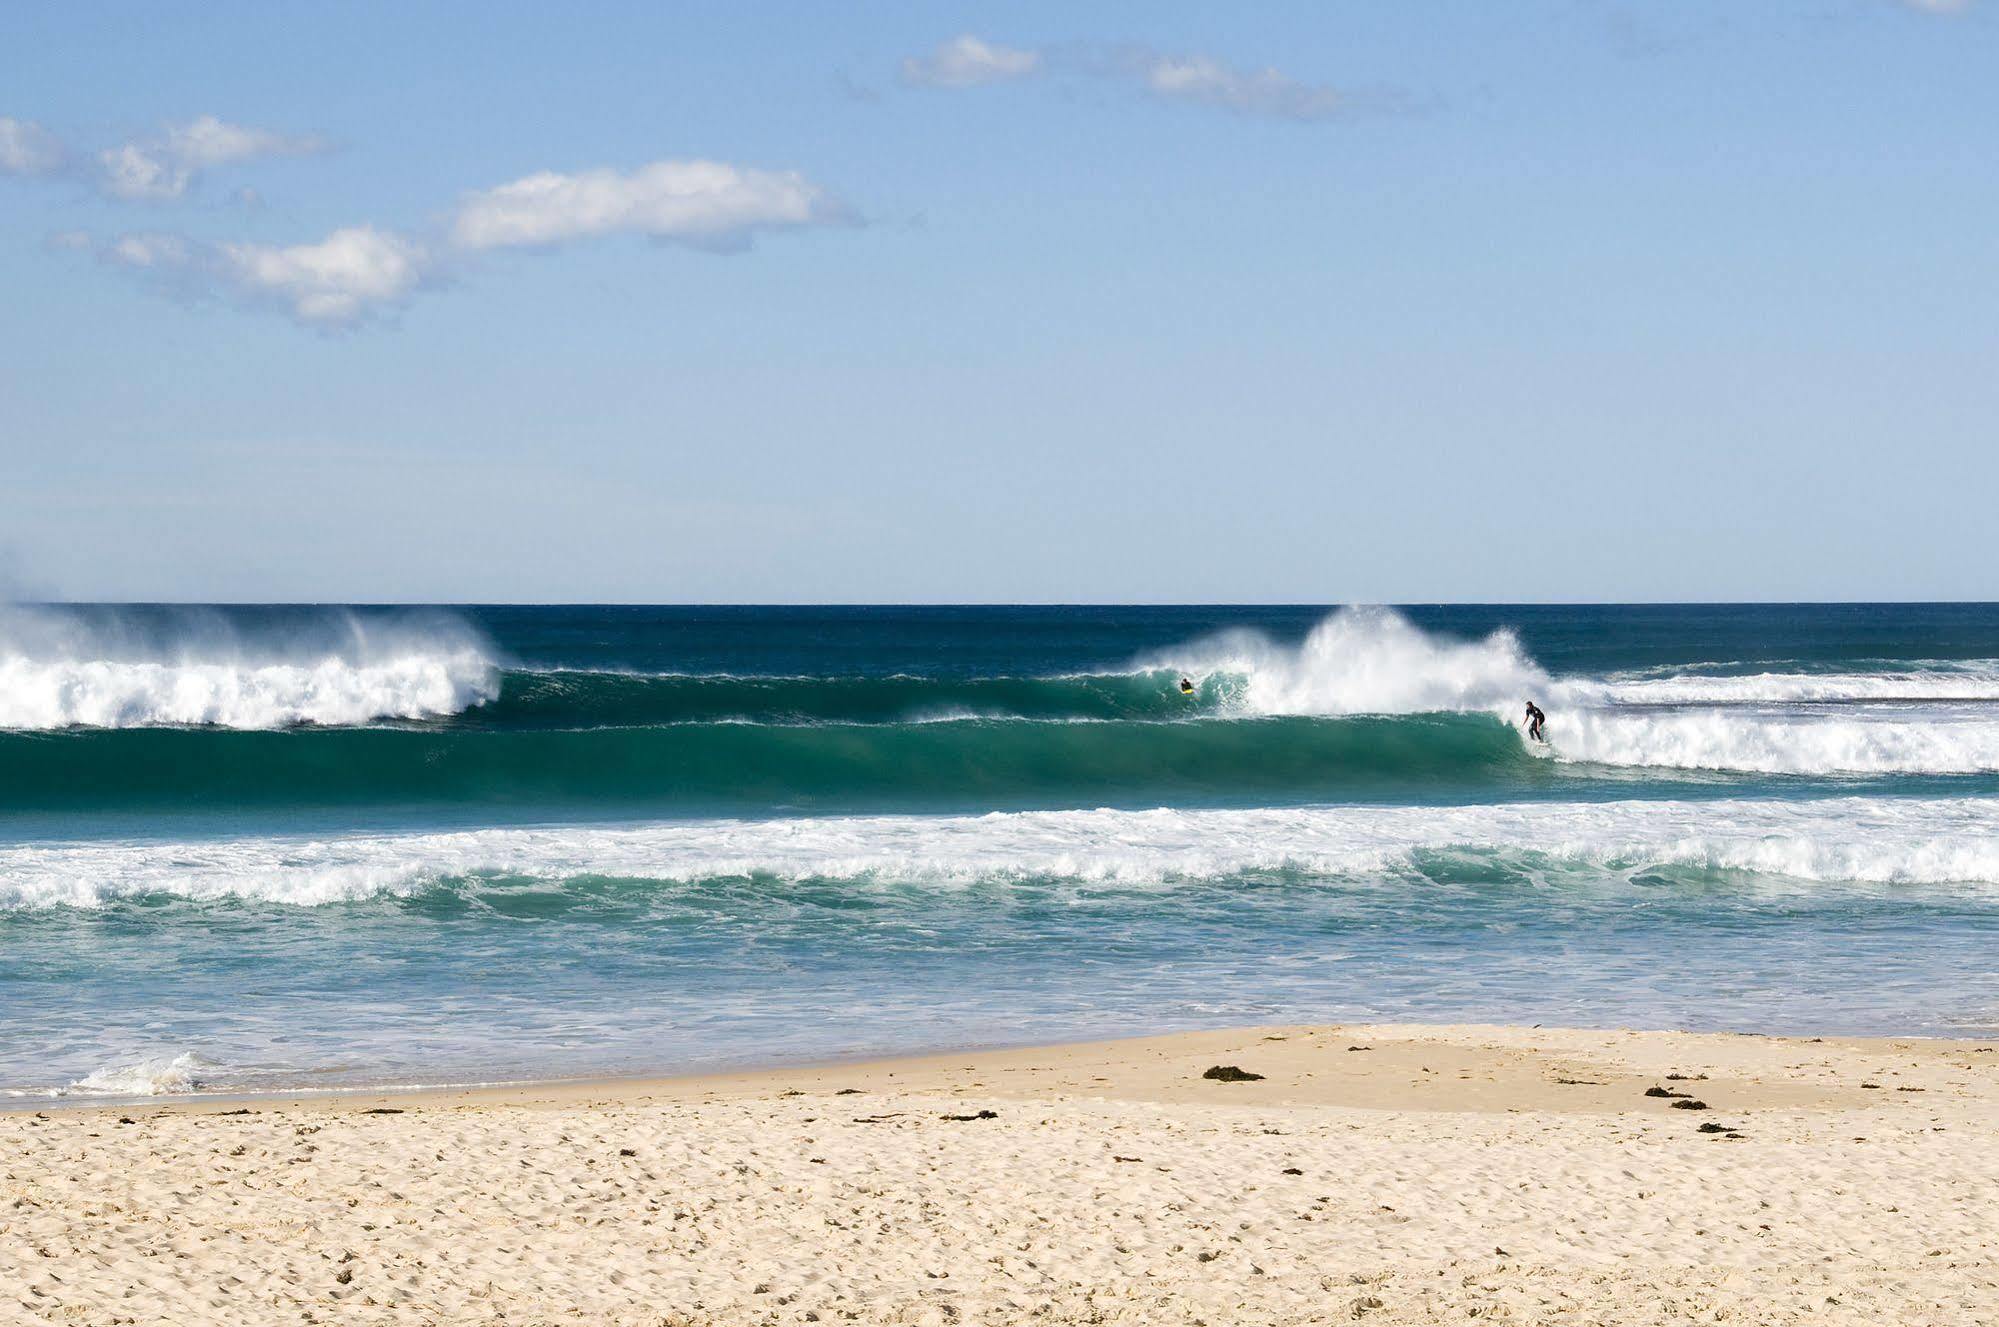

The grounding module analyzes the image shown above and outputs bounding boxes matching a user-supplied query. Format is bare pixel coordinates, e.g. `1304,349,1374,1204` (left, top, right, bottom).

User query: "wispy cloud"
1899,0,1971,12
102,231,196,270
97,115,326,201
1116,48,1347,121
0,117,66,176
451,159,850,253
901,36,1043,88
91,225,430,327
898,36,1364,123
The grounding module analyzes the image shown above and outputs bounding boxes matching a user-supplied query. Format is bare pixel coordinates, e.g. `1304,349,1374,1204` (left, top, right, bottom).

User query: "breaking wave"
1538,705,1999,775
1147,607,1999,776
0,604,497,730
7,602,1999,778
1147,605,1548,716
7,794,1999,910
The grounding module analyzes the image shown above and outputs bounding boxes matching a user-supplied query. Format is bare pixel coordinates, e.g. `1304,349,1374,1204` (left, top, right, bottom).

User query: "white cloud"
901,35,1043,88
74,154,854,329
70,143,848,327
451,159,847,252
1127,50,1345,121
94,225,428,327
0,117,65,176
1900,0,1971,12
218,227,427,324
97,115,325,201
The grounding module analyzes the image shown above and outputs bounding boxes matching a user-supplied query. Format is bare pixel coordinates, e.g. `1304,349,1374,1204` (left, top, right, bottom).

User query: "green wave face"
458,668,1226,728
0,713,1534,816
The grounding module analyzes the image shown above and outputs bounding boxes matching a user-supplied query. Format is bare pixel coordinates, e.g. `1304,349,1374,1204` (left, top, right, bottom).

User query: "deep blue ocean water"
4,603,1998,1103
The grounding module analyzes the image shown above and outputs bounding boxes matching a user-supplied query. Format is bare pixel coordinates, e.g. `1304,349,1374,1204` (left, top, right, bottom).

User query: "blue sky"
2,0,1993,602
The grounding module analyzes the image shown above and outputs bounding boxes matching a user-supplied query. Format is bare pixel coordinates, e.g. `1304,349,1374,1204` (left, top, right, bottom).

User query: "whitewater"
0,604,497,729
7,794,1999,911
5,602,1999,1103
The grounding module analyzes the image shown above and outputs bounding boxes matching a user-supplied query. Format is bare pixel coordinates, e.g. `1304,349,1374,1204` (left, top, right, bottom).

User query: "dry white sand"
5,1023,1998,1325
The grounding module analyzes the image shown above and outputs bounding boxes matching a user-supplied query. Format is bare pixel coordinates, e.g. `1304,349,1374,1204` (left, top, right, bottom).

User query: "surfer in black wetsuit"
1179,676,1195,696
1524,700,1547,742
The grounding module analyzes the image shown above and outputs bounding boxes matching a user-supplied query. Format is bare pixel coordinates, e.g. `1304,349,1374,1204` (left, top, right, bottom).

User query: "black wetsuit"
1524,702,1547,742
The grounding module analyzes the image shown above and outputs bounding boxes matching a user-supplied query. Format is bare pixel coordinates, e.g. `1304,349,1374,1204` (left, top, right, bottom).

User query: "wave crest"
1148,606,1547,717
0,604,497,730
1150,608,1999,776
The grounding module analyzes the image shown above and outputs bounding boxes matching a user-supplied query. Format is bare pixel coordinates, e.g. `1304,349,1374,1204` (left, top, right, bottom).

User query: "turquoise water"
4,603,1998,1103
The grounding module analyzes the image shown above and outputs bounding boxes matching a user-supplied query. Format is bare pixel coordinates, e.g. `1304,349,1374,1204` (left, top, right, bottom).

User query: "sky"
2,0,1994,603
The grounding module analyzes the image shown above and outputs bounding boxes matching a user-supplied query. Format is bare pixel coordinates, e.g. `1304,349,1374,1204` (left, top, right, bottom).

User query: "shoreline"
17,1018,1999,1118
7,1021,1998,1324
22,1017,1999,1118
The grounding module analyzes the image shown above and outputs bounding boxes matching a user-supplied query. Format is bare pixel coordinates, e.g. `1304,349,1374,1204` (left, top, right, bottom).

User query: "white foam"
0,654,496,729
0,605,497,729
1549,665,1999,774
60,1052,213,1097
6,795,1999,909
1150,606,1548,716
1584,667,1999,706
1540,705,1999,775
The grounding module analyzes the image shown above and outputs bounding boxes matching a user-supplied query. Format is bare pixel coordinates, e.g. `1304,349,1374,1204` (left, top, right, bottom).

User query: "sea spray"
0,603,498,729
1140,604,1549,717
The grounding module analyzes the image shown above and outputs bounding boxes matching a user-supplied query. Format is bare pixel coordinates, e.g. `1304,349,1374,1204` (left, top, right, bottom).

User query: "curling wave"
468,667,1211,728
1148,608,1999,775
10,603,1999,779
0,712,1526,813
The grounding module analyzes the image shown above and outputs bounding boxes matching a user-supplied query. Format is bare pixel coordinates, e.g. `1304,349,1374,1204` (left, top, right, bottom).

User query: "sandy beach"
5,1023,1997,1326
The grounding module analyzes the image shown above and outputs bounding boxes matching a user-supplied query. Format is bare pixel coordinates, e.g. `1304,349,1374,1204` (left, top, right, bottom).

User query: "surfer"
1524,700,1547,742
1179,676,1195,696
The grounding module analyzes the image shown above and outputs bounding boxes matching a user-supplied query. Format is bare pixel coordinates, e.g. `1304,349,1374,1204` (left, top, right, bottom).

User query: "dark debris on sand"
1203,1065,1265,1083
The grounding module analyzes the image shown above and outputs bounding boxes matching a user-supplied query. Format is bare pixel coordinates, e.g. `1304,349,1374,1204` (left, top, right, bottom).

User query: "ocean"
4,602,1998,1105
